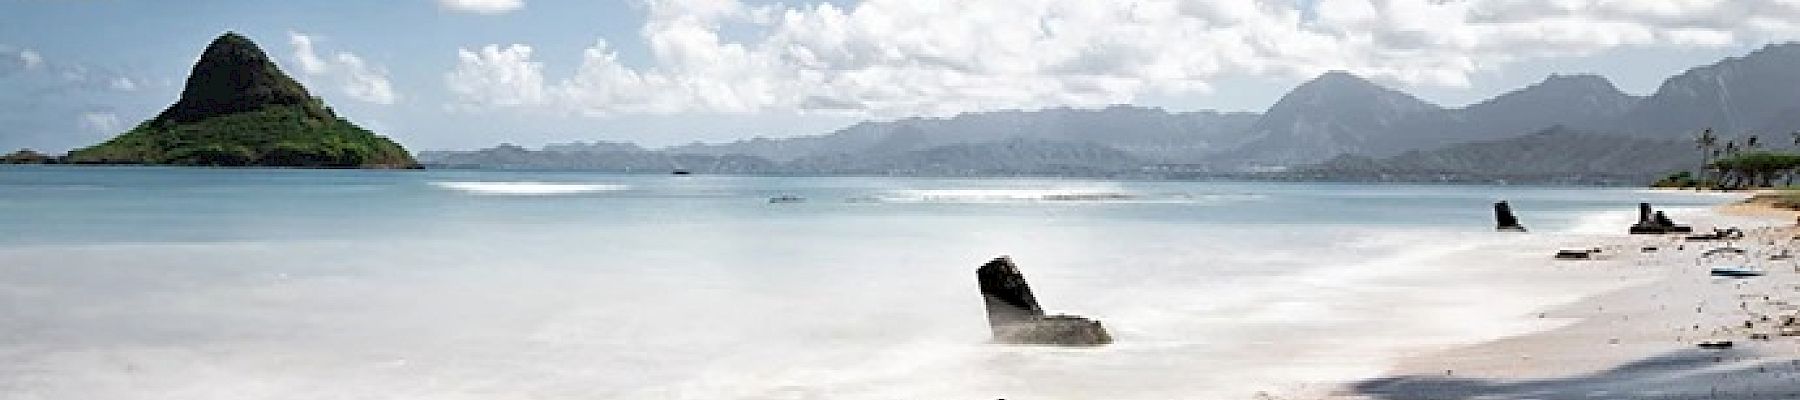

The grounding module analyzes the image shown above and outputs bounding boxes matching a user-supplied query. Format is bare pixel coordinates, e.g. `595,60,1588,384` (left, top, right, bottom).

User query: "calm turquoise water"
0,166,1733,399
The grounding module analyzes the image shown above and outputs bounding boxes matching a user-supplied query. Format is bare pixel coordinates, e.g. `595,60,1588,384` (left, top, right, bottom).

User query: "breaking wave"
872,188,1265,204
430,181,630,195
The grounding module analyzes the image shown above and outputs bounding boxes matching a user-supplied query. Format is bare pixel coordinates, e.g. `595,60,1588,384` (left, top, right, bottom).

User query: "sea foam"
877,188,1262,204
431,181,629,195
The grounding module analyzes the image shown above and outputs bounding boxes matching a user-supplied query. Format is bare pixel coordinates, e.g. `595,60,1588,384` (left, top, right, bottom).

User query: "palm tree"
1789,131,1800,186
1696,129,1718,188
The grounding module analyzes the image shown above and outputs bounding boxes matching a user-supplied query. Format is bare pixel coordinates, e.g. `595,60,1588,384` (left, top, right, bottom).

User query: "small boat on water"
671,169,692,175
769,195,805,204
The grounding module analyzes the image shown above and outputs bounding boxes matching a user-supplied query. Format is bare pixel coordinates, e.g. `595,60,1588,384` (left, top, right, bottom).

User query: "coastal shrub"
1652,171,1700,188
1708,151,1800,188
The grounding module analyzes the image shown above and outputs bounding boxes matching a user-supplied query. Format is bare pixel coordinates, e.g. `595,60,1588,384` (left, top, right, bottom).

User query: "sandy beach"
1312,196,1800,399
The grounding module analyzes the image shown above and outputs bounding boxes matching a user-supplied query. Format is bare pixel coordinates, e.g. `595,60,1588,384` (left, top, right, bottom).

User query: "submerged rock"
1494,201,1527,232
976,256,1112,346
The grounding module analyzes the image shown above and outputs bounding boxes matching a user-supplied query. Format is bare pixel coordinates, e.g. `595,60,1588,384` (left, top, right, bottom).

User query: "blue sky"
0,0,1791,152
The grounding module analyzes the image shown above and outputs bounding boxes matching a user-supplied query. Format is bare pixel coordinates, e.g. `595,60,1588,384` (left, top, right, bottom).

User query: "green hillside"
67,32,418,168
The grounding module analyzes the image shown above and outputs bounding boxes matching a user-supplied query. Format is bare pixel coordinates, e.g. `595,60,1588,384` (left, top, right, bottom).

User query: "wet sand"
1313,200,1800,400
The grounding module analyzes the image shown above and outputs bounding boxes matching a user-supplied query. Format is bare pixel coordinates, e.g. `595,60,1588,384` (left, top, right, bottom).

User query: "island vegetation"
64,32,417,169
1655,129,1800,190
0,149,55,164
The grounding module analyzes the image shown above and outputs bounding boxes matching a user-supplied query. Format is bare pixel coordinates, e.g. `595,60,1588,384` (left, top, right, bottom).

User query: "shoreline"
1311,195,1800,399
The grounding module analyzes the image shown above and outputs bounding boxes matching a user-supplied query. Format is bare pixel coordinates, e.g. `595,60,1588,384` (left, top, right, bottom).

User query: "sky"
2,0,1798,153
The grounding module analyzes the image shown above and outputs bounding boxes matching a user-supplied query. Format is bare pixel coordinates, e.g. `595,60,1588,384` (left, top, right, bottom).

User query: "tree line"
1657,129,1800,189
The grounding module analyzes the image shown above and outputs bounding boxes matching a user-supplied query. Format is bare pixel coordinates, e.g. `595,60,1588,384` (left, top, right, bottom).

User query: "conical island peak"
69,32,418,169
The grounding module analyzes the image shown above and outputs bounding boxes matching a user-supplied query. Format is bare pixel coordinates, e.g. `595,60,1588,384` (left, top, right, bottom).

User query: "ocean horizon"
0,166,1737,398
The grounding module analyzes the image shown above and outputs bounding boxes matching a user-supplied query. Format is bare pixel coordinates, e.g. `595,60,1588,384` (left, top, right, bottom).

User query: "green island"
63,32,418,169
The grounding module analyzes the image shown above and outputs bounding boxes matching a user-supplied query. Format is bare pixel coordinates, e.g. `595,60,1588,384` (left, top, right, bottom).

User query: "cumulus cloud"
288,32,399,105
108,77,138,92
444,0,1800,117
19,49,43,70
439,0,523,14
445,44,546,108
79,112,121,133
1,47,45,75
1,46,148,94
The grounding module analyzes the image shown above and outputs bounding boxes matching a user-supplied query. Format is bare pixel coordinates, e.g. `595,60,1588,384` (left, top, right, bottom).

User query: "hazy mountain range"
421,42,1800,182
1298,127,1698,184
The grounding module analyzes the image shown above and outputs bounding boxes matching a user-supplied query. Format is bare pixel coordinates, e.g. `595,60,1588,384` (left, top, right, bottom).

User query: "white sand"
1307,204,1800,399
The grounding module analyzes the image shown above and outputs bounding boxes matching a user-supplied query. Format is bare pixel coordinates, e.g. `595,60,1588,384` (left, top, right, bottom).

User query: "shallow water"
0,166,1732,399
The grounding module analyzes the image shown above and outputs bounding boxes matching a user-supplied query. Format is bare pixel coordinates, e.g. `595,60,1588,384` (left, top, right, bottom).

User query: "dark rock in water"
1629,203,1693,234
978,256,1044,328
1494,201,1526,232
992,315,1113,346
1653,211,1677,227
976,256,1112,346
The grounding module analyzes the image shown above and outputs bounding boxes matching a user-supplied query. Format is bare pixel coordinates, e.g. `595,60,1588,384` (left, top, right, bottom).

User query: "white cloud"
18,49,43,70
288,32,399,105
444,0,1800,118
445,44,546,108
289,34,329,74
79,112,121,133
109,77,139,91
438,0,523,15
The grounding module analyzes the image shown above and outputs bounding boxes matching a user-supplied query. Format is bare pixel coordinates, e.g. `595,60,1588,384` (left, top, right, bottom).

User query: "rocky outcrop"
1630,203,1693,234
976,256,1112,346
1,149,54,164
1494,201,1527,232
67,32,417,169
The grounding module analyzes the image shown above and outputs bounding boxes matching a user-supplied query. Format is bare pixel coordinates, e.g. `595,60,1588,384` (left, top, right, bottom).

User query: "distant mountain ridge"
1223,71,1442,165
665,106,1258,164
419,139,1141,177
1301,127,1698,184
431,42,1800,180
1615,43,1800,139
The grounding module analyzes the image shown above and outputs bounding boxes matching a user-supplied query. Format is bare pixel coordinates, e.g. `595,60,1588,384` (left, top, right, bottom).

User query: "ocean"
0,166,1734,399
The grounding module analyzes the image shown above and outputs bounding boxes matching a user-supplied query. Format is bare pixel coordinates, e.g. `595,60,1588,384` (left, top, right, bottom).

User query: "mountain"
1615,42,1800,139
437,43,1800,178
67,32,417,168
667,105,1258,163
420,143,780,173
1370,74,1639,156
1301,126,1697,184
539,141,646,153
787,139,1145,176
425,139,1145,176
1223,72,1642,165
1223,72,1442,165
